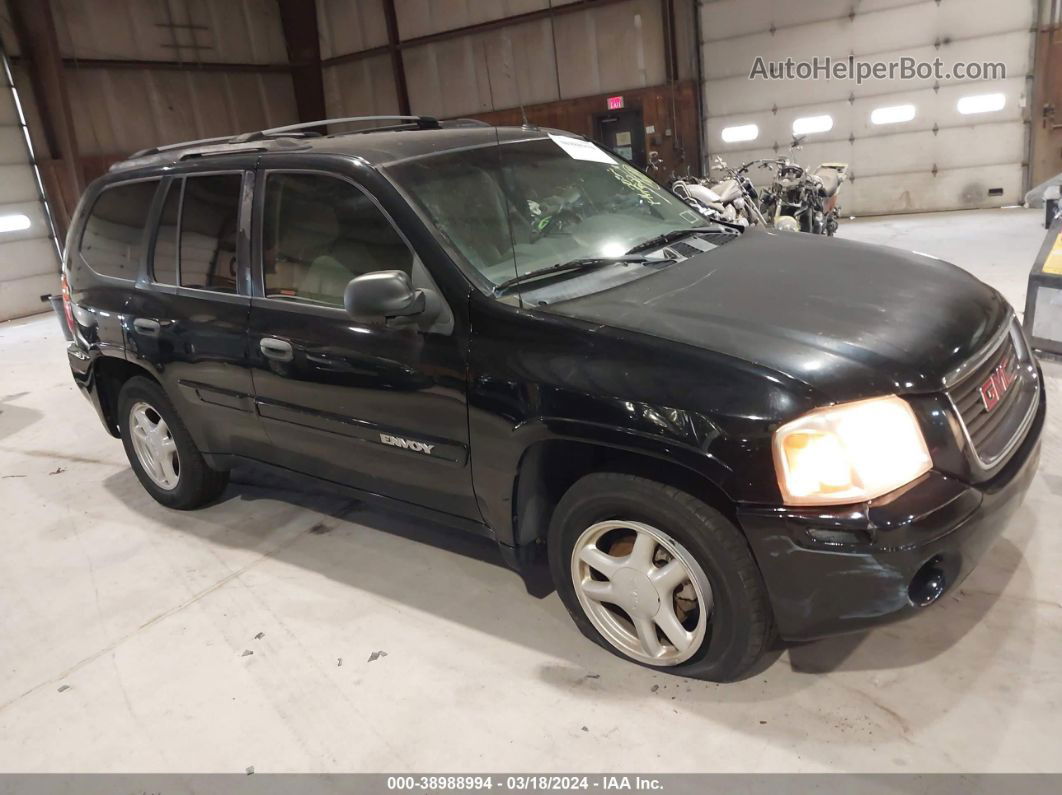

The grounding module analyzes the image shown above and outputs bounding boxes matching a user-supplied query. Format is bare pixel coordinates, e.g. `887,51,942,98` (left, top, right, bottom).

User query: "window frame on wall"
869,104,917,126
957,92,1007,116
720,123,759,144
791,114,834,137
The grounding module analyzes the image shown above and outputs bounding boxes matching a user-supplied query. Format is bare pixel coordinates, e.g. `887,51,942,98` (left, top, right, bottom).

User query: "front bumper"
738,385,1044,641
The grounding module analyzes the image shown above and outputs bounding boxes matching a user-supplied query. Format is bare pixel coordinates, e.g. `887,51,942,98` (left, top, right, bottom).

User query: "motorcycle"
670,158,767,228
757,156,849,235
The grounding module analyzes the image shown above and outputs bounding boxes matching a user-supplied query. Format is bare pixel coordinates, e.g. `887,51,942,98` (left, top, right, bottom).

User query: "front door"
246,168,478,520
594,109,646,167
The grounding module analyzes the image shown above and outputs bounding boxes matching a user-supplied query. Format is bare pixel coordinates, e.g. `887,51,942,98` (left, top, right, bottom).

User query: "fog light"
908,557,947,607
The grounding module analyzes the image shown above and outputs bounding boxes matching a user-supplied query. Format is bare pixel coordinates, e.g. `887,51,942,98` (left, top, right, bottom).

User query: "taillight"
60,273,75,334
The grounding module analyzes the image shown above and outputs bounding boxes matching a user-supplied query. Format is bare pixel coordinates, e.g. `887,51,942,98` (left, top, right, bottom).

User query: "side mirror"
344,270,439,328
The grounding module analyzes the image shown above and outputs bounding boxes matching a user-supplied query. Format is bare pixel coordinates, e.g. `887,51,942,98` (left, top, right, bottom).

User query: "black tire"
548,473,773,681
117,376,229,510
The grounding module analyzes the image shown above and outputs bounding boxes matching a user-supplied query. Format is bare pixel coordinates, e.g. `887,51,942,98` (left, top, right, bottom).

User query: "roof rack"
232,115,441,142
124,115,443,163
447,118,491,128
128,135,243,160
116,115,468,171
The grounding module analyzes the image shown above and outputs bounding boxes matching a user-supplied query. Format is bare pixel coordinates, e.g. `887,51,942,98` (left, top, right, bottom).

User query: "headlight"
773,396,932,506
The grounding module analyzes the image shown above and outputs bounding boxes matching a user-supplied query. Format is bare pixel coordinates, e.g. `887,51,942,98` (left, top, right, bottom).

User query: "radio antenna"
500,30,531,128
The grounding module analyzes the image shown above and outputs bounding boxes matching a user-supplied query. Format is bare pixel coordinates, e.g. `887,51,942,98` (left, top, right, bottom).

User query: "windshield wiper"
626,228,705,254
494,255,670,296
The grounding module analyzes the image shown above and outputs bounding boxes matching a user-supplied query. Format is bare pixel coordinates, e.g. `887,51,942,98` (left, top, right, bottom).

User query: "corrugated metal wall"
318,0,389,59
3,0,296,160
53,0,289,64
318,0,398,117
699,0,1038,216
319,0,669,119
66,67,295,158
0,0,686,161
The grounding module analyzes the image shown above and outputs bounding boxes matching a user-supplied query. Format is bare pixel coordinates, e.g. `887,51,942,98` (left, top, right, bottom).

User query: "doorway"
593,109,646,168
1032,7,1062,187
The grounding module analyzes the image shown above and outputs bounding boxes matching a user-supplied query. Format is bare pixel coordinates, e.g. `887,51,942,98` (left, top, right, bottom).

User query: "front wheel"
548,473,774,681
118,376,229,510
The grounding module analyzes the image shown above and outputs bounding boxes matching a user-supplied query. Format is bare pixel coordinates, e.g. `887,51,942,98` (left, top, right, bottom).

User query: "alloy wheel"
128,400,180,490
570,520,713,666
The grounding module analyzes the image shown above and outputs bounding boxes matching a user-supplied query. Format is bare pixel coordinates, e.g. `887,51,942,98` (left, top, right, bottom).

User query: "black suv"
61,117,1044,681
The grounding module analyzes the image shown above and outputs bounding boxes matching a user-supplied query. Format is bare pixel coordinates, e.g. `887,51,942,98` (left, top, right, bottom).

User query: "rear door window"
79,179,160,280
178,174,243,293
261,172,412,307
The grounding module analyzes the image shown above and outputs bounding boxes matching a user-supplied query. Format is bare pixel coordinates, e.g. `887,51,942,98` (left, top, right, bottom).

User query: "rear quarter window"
79,179,160,280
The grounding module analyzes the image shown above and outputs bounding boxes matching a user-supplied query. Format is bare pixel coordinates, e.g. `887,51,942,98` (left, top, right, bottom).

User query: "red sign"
979,357,1018,412
606,95,624,110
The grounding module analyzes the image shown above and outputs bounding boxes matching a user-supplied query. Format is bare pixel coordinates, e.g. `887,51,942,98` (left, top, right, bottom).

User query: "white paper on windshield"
548,133,615,164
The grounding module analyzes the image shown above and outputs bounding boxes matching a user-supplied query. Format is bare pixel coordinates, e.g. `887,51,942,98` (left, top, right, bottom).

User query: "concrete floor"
0,208,1059,773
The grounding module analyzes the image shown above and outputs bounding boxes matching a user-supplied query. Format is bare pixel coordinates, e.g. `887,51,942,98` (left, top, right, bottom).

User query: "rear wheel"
549,473,773,681
118,377,229,509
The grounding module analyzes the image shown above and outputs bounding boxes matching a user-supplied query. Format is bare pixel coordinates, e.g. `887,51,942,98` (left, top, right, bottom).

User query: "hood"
543,228,1010,401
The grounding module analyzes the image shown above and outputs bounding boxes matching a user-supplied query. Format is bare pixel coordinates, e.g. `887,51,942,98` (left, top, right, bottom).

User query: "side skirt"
202,453,495,540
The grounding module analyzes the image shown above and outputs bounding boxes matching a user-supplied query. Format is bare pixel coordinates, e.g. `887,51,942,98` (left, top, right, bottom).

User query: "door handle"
133,318,161,337
260,337,294,362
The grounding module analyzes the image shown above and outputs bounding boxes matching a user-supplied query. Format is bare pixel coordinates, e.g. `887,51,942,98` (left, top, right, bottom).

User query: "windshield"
384,136,709,292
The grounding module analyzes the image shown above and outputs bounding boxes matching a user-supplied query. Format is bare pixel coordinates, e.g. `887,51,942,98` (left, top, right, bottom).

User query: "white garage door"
699,0,1038,216
0,54,60,322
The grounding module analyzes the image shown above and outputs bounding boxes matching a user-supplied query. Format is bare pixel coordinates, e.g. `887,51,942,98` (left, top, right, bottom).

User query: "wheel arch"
91,357,161,438
511,437,739,551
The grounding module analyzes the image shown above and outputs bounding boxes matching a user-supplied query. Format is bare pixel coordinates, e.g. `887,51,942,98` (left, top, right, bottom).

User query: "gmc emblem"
979,358,1017,413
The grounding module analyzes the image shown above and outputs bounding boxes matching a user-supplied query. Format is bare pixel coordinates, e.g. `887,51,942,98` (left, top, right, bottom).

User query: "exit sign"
606,95,624,110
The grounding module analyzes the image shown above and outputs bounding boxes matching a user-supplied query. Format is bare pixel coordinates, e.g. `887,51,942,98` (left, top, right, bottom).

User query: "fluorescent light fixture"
792,114,833,136
957,93,1006,115
721,123,759,143
0,213,31,233
870,104,916,125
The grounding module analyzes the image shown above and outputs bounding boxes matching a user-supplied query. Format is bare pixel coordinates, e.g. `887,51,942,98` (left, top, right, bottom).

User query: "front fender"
469,407,738,546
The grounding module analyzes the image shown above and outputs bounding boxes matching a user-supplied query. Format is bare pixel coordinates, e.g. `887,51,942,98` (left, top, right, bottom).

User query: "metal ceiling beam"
8,56,291,74
322,0,632,67
277,0,326,124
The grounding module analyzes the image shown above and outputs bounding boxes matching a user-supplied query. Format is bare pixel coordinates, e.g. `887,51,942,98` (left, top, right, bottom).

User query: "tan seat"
814,166,845,198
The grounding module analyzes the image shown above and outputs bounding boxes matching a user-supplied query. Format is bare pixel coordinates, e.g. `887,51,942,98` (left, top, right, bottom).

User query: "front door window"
261,173,413,308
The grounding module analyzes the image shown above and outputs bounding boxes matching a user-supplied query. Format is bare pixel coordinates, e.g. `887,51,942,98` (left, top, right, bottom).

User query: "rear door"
246,167,477,520
126,162,269,461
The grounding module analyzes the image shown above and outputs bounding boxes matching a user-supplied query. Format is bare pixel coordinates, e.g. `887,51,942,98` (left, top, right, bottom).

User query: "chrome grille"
946,322,1037,469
